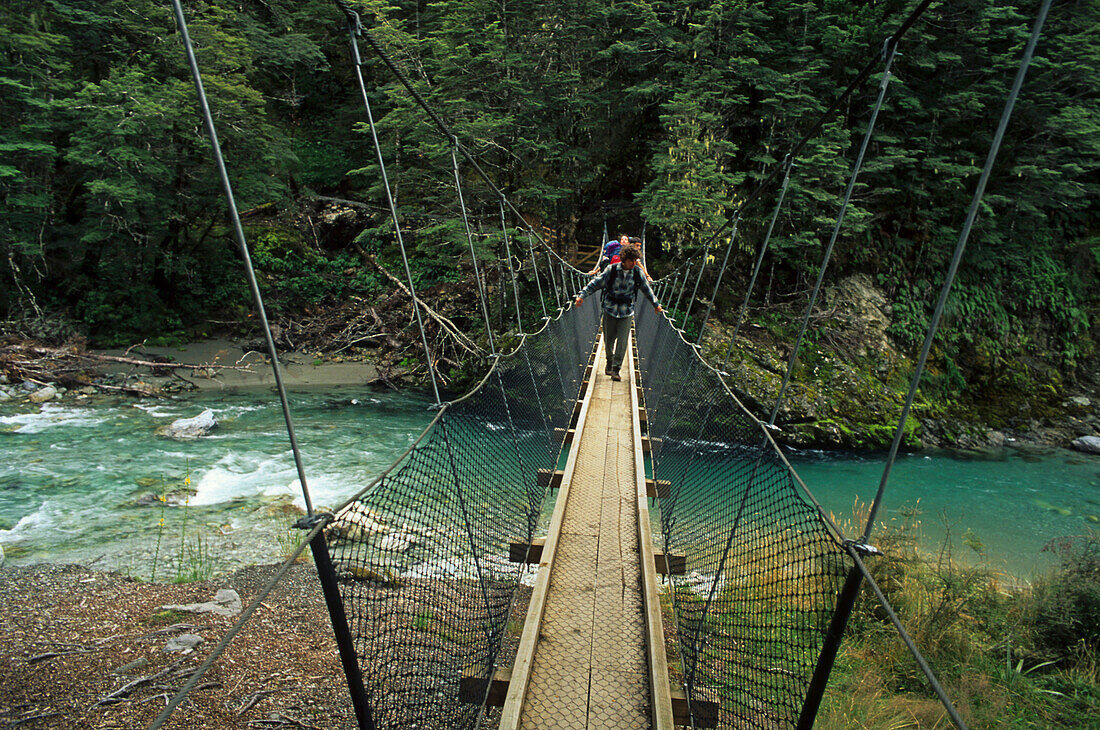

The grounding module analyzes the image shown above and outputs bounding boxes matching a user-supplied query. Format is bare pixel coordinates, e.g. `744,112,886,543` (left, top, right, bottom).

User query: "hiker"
587,233,628,274
574,244,662,381
588,233,654,280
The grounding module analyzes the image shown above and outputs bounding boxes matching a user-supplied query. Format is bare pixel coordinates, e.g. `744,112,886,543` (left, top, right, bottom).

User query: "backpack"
602,240,622,266
603,264,642,305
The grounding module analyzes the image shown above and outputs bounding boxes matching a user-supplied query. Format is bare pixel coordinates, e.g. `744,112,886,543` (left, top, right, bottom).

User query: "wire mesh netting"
634,301,851,728
323,300,599,728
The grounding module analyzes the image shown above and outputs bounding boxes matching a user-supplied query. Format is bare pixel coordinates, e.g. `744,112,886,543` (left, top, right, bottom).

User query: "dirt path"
0,563,356,729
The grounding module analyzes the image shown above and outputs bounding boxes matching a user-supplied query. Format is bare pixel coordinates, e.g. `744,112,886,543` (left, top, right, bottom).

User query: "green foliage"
251,244,382,311
0,0,1095,379
1031,533,1100,659
820,505,1100,728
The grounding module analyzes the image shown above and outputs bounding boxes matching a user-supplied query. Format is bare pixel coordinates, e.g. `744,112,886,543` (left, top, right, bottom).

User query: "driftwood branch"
18,346,254,372
95,658,188,706
355,248,483,356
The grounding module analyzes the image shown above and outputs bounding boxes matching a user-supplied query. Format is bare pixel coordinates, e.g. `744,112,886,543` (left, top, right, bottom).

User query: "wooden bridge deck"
501,332,673,730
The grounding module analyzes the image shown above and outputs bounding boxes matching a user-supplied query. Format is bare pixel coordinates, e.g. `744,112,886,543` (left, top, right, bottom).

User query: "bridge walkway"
501,332,673,729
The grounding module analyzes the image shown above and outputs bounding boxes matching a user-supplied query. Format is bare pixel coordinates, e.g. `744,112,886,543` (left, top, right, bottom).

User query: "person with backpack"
587,233,628,274
588,233,654,280
574,244,662,381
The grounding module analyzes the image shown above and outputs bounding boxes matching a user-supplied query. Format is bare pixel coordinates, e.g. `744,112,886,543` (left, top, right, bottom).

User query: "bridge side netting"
635,301,850,728
325,301,599,728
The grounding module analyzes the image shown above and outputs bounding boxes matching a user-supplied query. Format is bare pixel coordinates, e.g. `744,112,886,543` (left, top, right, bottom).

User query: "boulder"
157,409,218,439
1071,436,1100,455
0,389,10,401
824,274,894,358
28,385,57,403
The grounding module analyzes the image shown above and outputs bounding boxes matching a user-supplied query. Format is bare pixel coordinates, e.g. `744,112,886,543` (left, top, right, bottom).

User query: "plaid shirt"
577,263,659,319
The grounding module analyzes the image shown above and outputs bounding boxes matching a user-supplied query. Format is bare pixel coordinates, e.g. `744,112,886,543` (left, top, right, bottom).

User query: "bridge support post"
796,565,863,729
309,531,376,730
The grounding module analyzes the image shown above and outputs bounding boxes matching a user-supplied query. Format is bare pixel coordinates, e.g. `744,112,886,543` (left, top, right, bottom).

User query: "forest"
1,0,1098,408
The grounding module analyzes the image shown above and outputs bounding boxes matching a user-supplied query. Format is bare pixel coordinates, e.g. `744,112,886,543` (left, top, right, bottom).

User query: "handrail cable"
166,0,315,518
769,43,897,426
344,15,441,405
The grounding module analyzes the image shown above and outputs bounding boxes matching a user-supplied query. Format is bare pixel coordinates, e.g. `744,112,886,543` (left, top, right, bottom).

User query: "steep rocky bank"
708,274,1100,454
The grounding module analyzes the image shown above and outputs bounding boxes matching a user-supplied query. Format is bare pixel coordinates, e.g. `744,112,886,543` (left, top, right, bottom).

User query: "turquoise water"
2,388,1097,580
788,447,1100,579
0,388,434,577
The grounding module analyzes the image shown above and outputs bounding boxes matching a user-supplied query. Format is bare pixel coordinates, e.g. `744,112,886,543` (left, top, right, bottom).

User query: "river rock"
157,409,218,439
28,385,57,403
0,389,10,401
324,502,390,544
377,531,419,553
1071,436,1100,455
161,588,242,617
164,634,204,652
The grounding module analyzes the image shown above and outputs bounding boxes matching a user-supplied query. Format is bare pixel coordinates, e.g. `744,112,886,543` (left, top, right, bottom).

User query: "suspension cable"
526,228,549,320
769,43,898,426
545,250,561,308
344,17,441,405
695,213,742,344
498,198,525,333
663,0,939,274
861,0,1052,539
720,158,793,373
452,145,496,355
847,546,970,728
680,253,709,332
671,262,693,326
168,0,315,516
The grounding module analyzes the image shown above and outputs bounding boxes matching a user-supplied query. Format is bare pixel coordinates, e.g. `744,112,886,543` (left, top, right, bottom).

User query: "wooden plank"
629,333,675,730
671,688,719,727
499,336,604,729
508,538,546,564
654,551,686,575
569,400,584,428
645,478,671,499
553,427,576,445
641,436,663,454
460,665,512,707
536,468,564,489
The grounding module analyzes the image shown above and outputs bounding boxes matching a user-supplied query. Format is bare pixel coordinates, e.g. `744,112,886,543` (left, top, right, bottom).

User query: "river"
1,387,1096,581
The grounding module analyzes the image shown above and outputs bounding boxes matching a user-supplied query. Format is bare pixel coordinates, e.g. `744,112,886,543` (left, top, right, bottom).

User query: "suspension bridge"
145,0,1058,726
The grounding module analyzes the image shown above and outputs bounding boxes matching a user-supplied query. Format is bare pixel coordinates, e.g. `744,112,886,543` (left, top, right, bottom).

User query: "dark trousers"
602,313,631,372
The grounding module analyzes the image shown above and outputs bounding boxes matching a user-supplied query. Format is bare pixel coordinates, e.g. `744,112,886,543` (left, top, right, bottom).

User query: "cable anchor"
844,539,883,557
